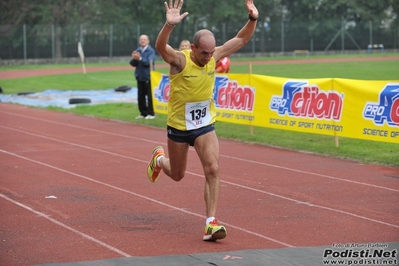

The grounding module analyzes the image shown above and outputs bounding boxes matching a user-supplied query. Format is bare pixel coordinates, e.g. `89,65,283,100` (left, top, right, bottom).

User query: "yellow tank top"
167,49,216,131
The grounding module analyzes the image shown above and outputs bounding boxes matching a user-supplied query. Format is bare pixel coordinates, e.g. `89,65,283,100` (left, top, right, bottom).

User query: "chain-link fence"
0,19,398,60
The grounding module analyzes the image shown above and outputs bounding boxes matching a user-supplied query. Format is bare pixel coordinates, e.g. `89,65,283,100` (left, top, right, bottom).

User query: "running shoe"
147,146,164,182
203,218,227,241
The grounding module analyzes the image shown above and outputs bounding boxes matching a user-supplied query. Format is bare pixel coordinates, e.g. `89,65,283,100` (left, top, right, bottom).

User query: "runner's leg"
194,131,220,218
160,138,189,181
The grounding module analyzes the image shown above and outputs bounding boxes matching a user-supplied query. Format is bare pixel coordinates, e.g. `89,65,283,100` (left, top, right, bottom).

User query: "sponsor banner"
151,71,399,144
213,73,254,125
254,75,340,136
152,71,170,113
334,79,399,143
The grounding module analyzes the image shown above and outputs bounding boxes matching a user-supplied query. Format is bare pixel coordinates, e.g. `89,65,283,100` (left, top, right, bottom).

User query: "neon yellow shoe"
203,218,227,241
147,146,165,182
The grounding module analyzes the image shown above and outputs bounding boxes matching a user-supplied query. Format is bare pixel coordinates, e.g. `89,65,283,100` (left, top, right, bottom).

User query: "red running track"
0,103,398,265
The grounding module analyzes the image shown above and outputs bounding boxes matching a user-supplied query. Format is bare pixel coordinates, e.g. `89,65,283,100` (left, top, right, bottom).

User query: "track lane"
1,103,398,265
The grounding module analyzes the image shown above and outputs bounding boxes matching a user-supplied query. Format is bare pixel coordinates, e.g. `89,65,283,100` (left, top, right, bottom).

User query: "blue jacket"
129,45,156,82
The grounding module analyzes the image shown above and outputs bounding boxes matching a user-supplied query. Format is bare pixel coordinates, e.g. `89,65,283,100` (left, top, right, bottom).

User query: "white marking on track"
0,148,294,247
221,155,399,193
0,193,132,257
1,112,398,238
1,124,398,230
0,113,397,193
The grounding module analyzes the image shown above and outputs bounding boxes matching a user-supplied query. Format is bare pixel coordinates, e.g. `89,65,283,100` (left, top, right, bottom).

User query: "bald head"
190,29,216,67
192,29,215,48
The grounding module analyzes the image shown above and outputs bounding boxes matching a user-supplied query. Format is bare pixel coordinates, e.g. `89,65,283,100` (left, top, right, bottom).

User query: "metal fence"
0,19,397,60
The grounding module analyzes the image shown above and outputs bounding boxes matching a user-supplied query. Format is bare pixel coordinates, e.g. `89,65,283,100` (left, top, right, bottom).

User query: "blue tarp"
0,88,138,108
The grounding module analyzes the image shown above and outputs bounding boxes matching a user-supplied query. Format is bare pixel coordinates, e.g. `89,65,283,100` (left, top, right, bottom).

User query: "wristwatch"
248,14,258,21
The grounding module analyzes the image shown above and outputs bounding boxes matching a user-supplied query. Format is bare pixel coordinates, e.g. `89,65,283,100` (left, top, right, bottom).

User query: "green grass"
0,71,136,93
1,61,398,95
0,52,396,71
244,60,399,79
0,61,132,71
2,54,399,167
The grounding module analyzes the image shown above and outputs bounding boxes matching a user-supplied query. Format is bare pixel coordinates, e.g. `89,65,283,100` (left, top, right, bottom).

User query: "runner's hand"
163,0,189,25
245,0,259,19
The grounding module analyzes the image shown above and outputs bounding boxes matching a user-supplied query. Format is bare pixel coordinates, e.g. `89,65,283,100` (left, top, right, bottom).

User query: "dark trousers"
137,80,154,116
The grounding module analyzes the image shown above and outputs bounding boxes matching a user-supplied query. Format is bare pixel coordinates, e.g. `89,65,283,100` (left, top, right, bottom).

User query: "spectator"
130,34,156,119
179,39,191,51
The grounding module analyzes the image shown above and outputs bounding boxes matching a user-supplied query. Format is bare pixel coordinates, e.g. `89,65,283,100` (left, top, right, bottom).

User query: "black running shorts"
167,124,215,146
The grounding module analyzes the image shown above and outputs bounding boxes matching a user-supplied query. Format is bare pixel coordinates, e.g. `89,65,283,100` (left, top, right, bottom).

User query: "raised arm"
155,0,189,67
214,0,259,61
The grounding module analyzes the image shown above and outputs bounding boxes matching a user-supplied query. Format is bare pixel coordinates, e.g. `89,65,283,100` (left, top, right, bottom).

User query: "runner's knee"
170,170,185,181
204,162,219,178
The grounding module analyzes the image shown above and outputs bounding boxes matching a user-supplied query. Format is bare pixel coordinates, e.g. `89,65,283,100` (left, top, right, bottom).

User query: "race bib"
185,100,212,130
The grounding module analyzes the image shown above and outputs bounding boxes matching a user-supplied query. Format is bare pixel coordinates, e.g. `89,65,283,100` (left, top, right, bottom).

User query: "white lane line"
0,148,293,248
221,180,399,229
1,125,399,229
0,111,160,144
0,122,397,194
0,125,145,163
221,155,399,193
0,193,132,257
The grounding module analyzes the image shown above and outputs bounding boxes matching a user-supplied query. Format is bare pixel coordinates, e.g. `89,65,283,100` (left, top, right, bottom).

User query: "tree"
0,0,397,59
279,0,393,50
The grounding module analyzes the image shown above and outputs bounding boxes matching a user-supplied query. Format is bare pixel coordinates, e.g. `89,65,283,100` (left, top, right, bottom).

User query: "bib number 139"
190,108,207,121
185,100,212,130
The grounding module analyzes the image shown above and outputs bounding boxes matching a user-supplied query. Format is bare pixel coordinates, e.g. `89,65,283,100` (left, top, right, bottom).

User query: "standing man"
130,34,156,119
147,0,258,241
